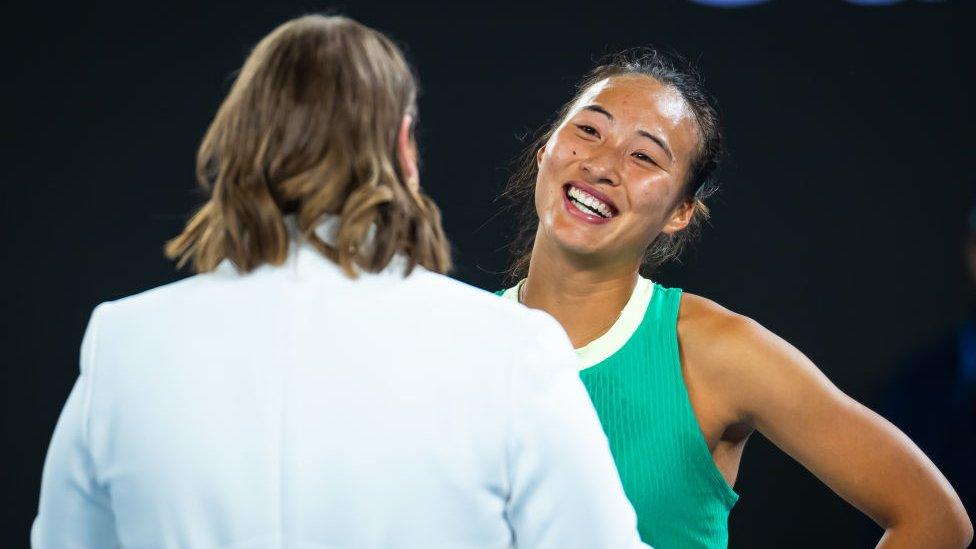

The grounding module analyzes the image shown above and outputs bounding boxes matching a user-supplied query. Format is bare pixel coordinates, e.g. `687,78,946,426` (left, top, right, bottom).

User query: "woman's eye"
633,152,658,166
577,125,599,137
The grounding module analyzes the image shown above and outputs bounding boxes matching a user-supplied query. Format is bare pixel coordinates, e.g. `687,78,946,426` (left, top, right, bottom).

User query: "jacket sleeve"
32,304,120,548
504,311,651,549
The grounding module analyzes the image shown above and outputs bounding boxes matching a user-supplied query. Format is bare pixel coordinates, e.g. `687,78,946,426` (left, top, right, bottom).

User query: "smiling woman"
504,50,721,279
497,49,972,548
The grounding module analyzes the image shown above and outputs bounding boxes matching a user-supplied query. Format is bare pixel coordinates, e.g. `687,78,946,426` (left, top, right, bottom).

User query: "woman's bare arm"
685,295,972,548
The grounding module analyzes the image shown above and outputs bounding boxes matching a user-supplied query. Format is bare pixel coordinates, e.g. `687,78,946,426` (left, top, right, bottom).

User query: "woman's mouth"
562,183,617,224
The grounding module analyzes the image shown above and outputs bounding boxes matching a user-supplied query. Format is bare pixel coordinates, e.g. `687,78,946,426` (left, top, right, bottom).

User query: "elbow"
943,512,974,549
883,499,973,548
910,506,972,548
959,512,974,548
943,492,973,548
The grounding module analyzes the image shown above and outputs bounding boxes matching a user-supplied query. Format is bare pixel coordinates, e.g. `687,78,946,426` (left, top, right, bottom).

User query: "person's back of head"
165,14,451,278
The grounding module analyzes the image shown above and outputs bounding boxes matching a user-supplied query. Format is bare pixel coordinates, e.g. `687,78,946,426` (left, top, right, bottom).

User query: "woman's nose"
579,148,620,186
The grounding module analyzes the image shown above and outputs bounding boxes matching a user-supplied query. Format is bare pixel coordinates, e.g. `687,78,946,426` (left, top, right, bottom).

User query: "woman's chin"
538,214,628,262
549,231,614,260
541,225,643,268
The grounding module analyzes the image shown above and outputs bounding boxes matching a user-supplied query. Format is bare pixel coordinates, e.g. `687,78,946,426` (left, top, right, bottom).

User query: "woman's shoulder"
676,292,753,344
677,292,816,417
676,292,778,385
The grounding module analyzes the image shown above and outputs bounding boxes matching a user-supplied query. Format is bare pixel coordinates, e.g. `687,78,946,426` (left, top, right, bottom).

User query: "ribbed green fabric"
498,283,737,548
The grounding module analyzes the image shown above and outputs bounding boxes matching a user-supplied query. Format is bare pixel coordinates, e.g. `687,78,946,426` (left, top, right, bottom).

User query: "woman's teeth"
567,186,612,218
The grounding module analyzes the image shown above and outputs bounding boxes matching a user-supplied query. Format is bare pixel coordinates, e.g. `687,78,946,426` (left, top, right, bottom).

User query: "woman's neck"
522,237,640,349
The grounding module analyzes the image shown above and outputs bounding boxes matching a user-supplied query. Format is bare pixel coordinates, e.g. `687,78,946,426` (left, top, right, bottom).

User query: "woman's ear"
536,143,547,167
397,114,419,191
661,199,695,235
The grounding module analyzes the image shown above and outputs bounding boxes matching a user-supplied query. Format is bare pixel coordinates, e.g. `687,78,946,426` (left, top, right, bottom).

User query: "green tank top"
498,280,738,548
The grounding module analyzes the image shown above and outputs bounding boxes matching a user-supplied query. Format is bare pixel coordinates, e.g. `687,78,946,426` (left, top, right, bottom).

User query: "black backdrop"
3,1,974,546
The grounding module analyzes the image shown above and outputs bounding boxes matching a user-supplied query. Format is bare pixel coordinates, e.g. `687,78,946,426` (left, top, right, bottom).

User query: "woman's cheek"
537,149,571,201
627,184,670,230
545,132,580,167
630,186,656,212
549,145,575,166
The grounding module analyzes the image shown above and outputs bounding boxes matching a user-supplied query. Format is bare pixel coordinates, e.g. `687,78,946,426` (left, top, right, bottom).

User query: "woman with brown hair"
164,15,450,277
33,16,650,548
497,49,972,548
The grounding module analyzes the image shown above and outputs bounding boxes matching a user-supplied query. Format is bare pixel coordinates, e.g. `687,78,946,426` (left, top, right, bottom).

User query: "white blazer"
33,225,648,548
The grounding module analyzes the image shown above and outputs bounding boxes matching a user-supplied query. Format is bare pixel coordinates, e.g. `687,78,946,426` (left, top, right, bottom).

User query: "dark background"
3,0,974,546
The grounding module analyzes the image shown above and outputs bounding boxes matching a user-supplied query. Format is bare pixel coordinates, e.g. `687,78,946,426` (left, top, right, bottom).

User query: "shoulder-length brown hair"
166,15,451,277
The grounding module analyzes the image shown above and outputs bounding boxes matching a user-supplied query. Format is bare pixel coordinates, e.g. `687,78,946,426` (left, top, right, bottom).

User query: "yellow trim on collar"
501,277,654,371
